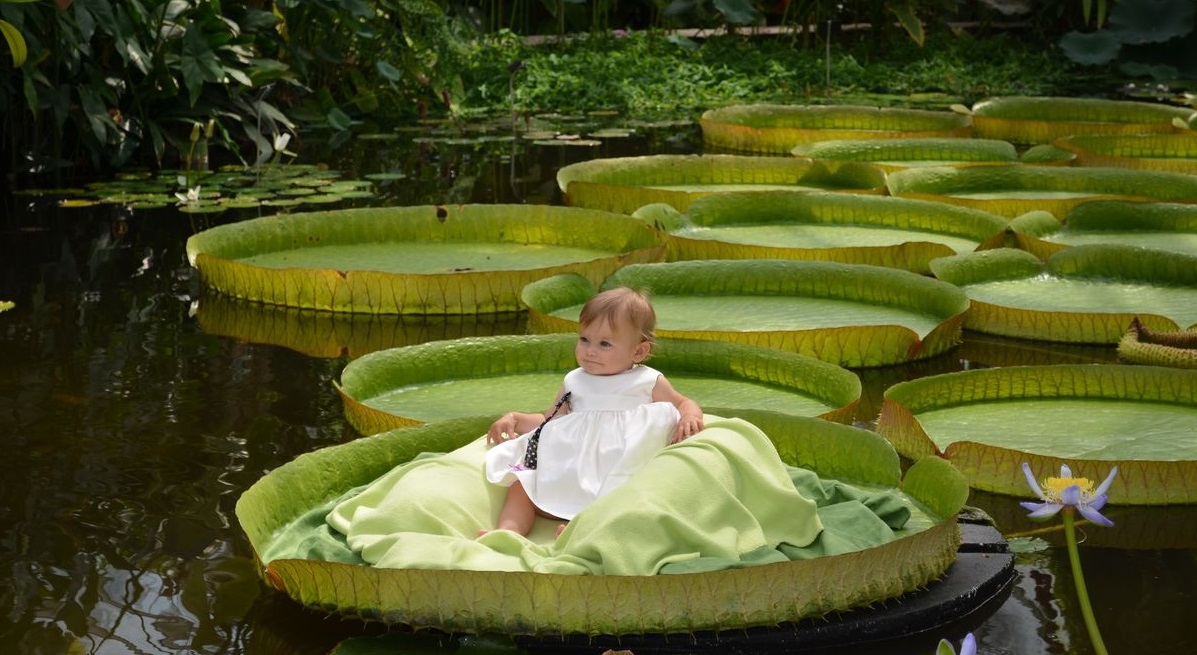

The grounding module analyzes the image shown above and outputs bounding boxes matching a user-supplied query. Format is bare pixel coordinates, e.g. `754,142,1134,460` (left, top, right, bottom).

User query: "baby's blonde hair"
578,287,657,348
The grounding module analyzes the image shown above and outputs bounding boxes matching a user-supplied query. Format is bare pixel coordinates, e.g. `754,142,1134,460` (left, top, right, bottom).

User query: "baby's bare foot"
555,523,567,538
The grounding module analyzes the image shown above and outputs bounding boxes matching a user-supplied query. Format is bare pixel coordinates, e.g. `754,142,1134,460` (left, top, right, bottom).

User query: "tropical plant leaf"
969,96,1197,143
1053,133,1197,174
236,413,966,634
930,246,1197,342
888,2,925,46
700,104,972,154
1107,0,1195,44
335,334,863,435
521,263,969,368
876,364,1197,504
1059,30,1122,66
557,154,886,215
1,20,27,68
185,205,666,314
655,190,1009,273
791,137,1022,172
1011,201,1197,260
1117,318,1197,369
886,164,1197,217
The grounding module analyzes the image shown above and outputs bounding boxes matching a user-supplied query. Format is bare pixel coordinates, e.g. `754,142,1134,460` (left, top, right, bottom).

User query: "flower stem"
1062,510,1109,655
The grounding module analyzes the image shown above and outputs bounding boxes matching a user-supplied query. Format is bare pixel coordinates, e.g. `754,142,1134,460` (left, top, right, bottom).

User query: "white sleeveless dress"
484,365,680,520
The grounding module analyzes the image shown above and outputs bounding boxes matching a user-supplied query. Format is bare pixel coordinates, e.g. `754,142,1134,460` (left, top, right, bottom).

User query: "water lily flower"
1020,462,1117,527
935,632,976,655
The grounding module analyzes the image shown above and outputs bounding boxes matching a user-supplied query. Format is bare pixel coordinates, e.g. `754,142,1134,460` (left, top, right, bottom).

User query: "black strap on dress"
522,391,572,470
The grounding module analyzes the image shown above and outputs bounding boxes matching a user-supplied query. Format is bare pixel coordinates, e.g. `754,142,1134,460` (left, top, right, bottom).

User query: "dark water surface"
2,120,1196,655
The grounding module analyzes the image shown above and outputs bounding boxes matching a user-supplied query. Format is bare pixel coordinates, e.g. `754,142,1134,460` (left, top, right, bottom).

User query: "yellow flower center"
1042,476,1094,502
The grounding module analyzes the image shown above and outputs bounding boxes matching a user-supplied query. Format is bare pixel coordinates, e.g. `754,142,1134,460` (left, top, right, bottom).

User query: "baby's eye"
599,340,613,349
578,336,589,344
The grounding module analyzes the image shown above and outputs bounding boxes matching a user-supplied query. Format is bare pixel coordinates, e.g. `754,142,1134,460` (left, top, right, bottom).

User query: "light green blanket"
264,415,911,575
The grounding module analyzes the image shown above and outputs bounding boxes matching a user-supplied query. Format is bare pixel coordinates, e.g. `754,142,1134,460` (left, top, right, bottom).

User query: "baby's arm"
652,375,704,443
486,387,569,444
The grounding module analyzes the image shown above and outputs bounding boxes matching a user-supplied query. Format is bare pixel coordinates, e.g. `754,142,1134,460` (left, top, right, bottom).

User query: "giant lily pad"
969,96,1196,144
887,164,1197,218
185,205,665,314
556,154,885,214
520,263,969,368
700,104,972,154
929,246,1197,343
640,190,1009,274
334,334,862,436
876,364,1197,504
1118,317,1197,369
790,137,1030,172
1054,133,1197,174
237,412,968,635
195,294,526,359
1011,201,1197,260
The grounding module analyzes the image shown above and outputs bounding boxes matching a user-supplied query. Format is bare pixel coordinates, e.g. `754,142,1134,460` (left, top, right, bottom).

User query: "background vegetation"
1,0,1192,182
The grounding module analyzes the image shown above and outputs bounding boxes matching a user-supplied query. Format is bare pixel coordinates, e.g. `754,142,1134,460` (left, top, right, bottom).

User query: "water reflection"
2,119,1195,654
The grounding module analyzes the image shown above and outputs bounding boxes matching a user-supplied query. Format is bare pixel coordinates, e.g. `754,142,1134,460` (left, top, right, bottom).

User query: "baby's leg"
482,481,538,536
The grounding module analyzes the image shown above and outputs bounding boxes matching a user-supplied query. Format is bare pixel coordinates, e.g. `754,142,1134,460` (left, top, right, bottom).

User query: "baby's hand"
671,414,704,444
487,413,518,445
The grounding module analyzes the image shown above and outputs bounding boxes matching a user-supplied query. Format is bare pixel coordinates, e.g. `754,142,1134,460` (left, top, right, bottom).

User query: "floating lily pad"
195,294,526,359
1011,201,1197,259
887,164,1197,217
1117,317,1197,369
236,412,967,634
876,363,1197,504
929,246,1197,343
640,190,1009,274
557,154,886,214
185,205,666,314
791,137,1027,172
521,263,969,368
969,96,1196,144
1054,133,1197,174
335,334,862,435
700,104,972,154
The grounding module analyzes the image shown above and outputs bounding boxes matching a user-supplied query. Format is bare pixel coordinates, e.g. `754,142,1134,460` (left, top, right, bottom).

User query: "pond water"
2,118,1196,655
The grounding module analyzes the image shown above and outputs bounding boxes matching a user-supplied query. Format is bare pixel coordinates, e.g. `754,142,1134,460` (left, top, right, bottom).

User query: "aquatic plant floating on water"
935,632,975,655
1021,462,1117,655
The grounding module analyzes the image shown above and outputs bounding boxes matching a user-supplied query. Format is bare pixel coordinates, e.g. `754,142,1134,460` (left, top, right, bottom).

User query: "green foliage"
1059,0,1197,81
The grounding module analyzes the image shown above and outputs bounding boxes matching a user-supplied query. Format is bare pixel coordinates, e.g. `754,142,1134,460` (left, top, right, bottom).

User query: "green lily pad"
1117,317,1197,369
335,334,862,436
185,205,666,314
930,246,1197,343
194,294,526,359
876,363,1197,504
700,104,972,154
791,137,1027,172
236,413,966,634
1054,133,1197,174
887,164,1197,218
969,96,1197,144
557,154,886,214
521,263,969,368
1011,201,1197,260
646,190,1009,274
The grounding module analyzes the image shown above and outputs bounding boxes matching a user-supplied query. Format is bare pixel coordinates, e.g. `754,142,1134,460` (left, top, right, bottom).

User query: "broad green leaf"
521,262,969,368
791,137,1023,172
700,104,972,154
185,205,666,314
557,154,886,215
660,190,1009,273
887,164,1197,217
1059,30,1122,66
1107,0,1194,44
1012,201,1197,259
1053,133,1197,174
236,413,964,634
335,334,862,435
970,96,1197,144
930,246,1197,342
888,2,925,46
1,20,27,68
876,364,1197,504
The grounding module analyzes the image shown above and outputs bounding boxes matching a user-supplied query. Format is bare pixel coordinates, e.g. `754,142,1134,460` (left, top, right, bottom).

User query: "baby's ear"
634,340,651,362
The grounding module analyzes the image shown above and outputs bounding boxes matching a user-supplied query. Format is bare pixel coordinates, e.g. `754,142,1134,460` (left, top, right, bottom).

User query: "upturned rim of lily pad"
334,333,863,435
1010,201,1197,260
876,363,1197,504
1052,133,1197,175
968,96,1197,144
185,204,665,314
700,104,972,154
790,137,1026,172
236,411,968,635
520,263,969,368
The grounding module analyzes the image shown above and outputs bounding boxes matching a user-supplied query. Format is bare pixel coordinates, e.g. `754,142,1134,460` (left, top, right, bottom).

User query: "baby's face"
574,318,649,376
